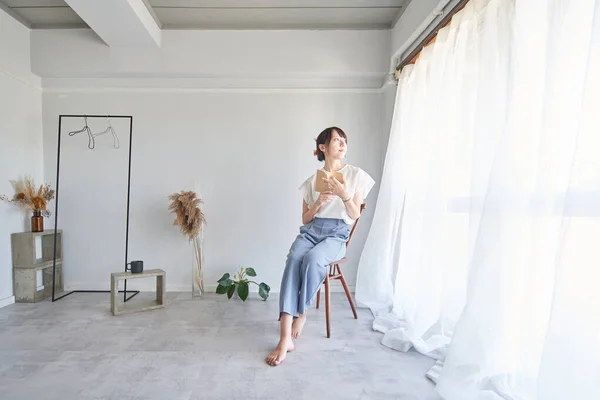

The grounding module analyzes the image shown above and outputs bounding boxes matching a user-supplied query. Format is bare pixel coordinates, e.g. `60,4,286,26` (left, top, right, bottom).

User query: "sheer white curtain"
355,0,600,399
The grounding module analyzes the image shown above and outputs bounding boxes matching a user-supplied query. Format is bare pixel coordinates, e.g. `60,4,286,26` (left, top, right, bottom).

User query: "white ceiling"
0,0,411,30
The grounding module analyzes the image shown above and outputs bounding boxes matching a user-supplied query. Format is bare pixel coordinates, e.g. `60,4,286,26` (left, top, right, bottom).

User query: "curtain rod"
396,0,471,76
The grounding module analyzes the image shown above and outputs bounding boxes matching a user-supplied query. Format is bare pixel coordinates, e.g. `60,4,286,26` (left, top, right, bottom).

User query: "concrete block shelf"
11,230,63,303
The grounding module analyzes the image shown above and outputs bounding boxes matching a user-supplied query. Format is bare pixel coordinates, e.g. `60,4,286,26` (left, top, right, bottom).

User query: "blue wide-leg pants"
279,217,350,319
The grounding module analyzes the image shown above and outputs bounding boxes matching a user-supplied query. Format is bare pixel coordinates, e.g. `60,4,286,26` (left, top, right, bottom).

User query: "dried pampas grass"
168,190,205,240
168,190,206,296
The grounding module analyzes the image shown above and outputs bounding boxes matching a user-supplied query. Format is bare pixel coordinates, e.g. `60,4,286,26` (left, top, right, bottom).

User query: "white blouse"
299,164,376,225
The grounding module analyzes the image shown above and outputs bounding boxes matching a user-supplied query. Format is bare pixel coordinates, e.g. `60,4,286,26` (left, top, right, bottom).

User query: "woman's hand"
324,176,350,201
315,191,335,207
303,192,334,224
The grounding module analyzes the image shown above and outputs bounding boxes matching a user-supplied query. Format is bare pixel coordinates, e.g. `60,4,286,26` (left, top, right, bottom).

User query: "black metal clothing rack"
51,114,138,303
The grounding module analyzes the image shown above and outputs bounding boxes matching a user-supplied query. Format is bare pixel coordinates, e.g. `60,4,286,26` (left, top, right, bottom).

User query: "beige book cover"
315,169,345,193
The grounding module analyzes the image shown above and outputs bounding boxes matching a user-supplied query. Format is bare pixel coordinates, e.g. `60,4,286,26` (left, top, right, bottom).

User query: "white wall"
32,29,390,89
381,82,397,159
37,28,390,293
42,90,385,293
0,10,43,306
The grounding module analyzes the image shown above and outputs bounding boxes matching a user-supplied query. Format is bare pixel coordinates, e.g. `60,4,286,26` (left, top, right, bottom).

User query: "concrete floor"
0,291,441,400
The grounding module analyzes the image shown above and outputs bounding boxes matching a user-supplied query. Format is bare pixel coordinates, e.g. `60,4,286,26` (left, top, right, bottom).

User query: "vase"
31,210,43,232
192,232,204,298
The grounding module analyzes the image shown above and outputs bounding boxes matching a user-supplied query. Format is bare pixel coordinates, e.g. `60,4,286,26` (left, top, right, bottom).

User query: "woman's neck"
324,159,344,172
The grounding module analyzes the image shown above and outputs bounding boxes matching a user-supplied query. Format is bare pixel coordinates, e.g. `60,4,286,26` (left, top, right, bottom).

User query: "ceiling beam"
0,2,30,28
149,0,405,7
391,0,412,28
63,0,161,47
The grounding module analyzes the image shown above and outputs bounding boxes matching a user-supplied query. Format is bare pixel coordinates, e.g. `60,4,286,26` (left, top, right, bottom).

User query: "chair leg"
316,288,321,309
324,274,331,338
337,264,358,319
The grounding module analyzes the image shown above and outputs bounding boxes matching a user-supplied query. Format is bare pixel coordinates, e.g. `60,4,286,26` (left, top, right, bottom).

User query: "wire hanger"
68,116,95,149
67,116,120,150
92,118,120,149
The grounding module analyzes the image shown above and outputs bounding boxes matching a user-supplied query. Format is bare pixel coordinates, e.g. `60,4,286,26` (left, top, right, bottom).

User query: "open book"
315,169,345,193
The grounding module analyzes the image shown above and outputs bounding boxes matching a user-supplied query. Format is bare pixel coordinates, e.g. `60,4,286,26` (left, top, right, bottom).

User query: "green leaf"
258,282,270,301
245,267,257,277
216,284,228,295
260,282,271,292
237,281,249,301
218,273,231,286
227,284,236,299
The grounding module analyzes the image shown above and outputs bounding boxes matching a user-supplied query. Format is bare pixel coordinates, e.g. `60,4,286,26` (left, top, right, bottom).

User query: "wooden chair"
316,203,365,338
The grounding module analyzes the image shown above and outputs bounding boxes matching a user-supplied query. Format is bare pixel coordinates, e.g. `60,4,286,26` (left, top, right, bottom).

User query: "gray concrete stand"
110,269,166,316
11,230,63,303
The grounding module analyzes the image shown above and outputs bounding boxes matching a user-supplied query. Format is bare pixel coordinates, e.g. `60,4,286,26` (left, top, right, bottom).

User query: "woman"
266,126,375,366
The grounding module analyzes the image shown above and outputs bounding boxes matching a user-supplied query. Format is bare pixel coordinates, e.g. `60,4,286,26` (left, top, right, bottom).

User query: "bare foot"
266,338,295,366
292,314,307,339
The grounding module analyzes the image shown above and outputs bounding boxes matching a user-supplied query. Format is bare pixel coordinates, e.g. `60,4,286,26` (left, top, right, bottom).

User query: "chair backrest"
346,203,366,248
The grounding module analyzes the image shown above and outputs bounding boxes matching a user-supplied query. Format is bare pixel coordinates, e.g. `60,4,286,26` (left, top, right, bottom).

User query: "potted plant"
216,266,270,301
168,190,206,298
1,176,55,232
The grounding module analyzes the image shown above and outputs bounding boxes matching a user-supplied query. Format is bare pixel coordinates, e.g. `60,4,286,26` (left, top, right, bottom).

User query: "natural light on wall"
356,0,600,399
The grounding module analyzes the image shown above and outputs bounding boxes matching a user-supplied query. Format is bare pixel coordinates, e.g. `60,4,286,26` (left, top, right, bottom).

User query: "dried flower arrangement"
168,190,206,297
1,176,55,217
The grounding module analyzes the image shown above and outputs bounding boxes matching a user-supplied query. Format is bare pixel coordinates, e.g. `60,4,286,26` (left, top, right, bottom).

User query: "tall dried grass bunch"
168,190,206,296
168,190,205,240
